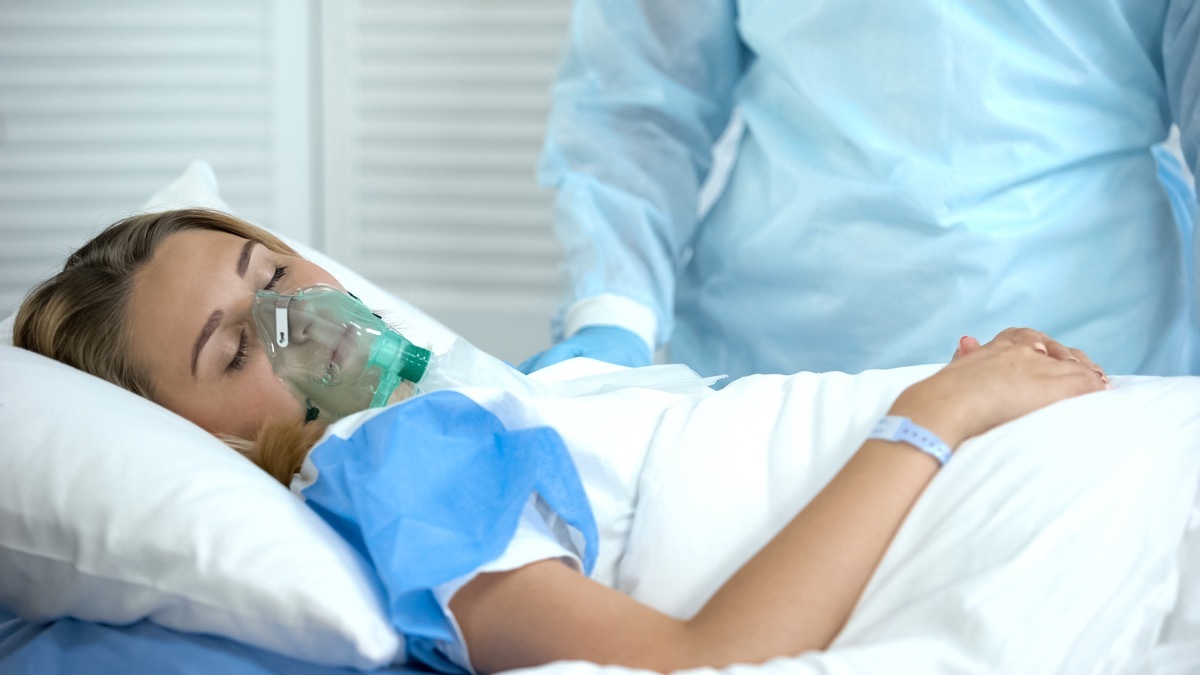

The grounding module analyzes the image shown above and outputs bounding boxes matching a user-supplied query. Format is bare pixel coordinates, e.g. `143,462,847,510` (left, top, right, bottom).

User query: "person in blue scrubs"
521,0,1200,380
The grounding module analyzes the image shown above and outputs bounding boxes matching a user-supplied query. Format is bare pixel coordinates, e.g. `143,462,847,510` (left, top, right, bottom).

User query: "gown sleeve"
1164,0,1200,179
1163,0,1200,373
536,0,747,345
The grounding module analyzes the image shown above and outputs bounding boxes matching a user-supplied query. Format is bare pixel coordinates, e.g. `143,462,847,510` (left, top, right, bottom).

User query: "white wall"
0,0,570,363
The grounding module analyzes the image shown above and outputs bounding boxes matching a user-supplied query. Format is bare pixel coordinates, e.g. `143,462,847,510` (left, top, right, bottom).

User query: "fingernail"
1034,342,1048,355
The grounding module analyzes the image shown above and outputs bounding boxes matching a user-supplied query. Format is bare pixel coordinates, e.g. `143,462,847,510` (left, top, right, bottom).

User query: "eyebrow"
236,239,256,278
190,240,256,378
191,309,224,378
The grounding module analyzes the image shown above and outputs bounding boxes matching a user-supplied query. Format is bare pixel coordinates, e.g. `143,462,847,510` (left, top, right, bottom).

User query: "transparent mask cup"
251,285,430,422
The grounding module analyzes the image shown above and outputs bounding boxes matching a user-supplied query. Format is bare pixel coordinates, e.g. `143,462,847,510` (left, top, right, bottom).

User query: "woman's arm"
452,329,1108,673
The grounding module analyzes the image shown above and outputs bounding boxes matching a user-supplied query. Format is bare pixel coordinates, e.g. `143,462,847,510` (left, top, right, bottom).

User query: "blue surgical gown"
538,0,1200,378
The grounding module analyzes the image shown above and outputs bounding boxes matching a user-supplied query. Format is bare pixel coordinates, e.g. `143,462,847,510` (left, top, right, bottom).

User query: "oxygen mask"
251,285,430,422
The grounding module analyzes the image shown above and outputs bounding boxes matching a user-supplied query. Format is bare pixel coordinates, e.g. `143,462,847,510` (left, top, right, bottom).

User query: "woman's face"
127,229,345,438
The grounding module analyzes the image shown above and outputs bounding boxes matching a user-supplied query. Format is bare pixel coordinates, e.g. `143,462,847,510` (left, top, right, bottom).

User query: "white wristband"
868,416,952,466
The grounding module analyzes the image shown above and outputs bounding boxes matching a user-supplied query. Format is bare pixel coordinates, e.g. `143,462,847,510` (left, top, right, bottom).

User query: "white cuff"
563,295,658,351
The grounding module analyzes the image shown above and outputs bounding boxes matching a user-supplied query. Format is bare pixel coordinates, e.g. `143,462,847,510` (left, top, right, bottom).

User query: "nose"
284,297,317,346
253,292,315,349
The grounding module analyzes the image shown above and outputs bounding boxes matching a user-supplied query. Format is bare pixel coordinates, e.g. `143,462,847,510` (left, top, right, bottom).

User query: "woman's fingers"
976,327,1107,384
992,327,1051,354
1067,347,1109,386
951,335,982,361
993,342,1109,410
903,336,1109,446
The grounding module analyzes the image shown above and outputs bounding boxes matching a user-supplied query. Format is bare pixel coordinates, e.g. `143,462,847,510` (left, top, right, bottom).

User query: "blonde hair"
224,418,327,485
15,208,319,483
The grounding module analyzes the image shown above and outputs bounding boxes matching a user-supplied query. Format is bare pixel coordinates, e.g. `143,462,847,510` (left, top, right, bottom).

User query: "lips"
328,326,354,375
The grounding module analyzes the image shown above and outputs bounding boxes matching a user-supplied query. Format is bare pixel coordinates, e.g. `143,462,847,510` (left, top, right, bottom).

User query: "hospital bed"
2,162,1200,674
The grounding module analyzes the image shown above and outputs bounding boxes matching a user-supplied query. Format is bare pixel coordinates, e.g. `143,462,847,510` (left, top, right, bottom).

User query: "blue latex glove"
518,325,653,374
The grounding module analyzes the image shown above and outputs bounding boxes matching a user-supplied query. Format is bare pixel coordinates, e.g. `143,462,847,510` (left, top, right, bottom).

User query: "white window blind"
320,0,571,360
0,0,569,362
0,0,311,319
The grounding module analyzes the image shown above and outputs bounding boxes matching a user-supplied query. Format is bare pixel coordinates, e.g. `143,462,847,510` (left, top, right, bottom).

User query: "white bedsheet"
519,366,1200,675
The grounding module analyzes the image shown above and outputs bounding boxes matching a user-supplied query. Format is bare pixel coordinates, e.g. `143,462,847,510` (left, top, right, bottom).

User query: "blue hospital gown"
293,383,673,673
538,0,1200,378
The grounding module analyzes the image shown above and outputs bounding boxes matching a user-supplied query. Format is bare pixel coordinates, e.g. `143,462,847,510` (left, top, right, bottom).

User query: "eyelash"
228,330,249,371
266,265,288,291
227,266,288,372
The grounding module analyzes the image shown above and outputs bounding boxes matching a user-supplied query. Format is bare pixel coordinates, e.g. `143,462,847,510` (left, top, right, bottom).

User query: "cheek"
231,360,307,434
170,360,304,439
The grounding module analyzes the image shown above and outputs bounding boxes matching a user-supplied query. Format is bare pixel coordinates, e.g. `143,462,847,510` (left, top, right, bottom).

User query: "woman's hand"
951,327,1104,379
896,328,1108,449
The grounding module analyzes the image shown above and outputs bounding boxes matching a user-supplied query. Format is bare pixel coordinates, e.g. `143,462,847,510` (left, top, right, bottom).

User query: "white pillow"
0,160,454,668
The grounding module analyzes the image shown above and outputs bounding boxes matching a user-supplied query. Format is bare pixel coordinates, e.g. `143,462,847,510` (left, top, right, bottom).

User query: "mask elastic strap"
304,400,320,423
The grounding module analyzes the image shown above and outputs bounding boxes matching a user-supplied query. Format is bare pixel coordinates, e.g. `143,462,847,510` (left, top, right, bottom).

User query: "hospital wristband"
868,416,952,466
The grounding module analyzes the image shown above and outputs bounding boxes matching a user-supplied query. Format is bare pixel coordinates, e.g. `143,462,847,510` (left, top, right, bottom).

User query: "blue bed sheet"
0,608,425,675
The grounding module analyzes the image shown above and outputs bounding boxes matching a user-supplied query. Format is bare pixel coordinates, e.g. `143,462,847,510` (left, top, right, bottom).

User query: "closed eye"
228,329,249,371
265,265,288,291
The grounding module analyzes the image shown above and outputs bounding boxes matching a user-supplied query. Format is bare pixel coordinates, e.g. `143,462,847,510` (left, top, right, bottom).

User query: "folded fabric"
294,390,600,669
0,606,422,675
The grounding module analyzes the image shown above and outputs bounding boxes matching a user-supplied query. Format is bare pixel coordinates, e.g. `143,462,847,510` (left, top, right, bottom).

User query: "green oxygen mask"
252,284,430,422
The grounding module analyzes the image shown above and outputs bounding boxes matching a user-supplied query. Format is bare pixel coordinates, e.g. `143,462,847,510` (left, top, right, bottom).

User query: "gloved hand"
518,325,653,374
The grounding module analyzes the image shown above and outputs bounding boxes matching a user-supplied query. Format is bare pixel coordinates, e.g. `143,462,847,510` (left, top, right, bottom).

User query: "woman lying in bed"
14,208,1114,673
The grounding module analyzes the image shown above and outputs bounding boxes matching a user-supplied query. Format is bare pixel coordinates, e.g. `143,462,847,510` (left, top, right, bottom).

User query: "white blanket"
521,366,1200,675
